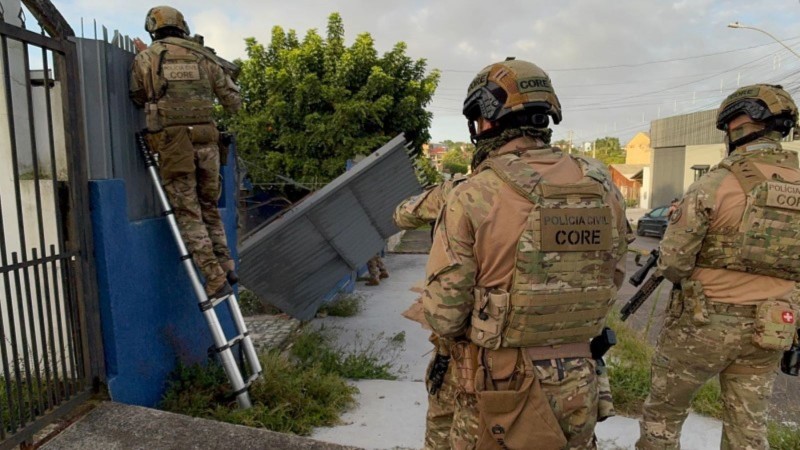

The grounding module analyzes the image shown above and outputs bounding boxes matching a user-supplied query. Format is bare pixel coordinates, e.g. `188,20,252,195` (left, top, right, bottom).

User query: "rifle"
620,249,664,321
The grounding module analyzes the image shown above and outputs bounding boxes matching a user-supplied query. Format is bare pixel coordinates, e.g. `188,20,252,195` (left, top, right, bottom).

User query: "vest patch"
163,63,200,81
766,181,800,211
540,208,613,252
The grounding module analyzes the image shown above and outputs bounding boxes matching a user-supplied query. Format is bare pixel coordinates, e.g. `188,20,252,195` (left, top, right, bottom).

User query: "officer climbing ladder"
136,132,261,409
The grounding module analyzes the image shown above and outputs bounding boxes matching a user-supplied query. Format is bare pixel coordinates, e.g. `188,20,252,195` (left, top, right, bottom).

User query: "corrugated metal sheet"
650,109,724,149
238,134,421,320
76,36,156,221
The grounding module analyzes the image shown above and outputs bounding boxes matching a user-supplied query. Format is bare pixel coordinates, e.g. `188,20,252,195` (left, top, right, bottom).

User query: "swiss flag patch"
782,311,795,324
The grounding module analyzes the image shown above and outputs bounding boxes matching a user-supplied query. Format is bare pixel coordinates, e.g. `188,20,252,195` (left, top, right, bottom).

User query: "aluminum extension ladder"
136,132,262,408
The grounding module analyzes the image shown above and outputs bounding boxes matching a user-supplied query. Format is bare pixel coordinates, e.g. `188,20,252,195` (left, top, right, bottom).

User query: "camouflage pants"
368,254,388,279
160,138,231,295
637,304,782,450
451,358,598,450
425,352,457,450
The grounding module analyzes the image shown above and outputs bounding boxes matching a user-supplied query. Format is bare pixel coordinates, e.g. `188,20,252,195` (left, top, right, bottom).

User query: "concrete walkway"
309,253,723,450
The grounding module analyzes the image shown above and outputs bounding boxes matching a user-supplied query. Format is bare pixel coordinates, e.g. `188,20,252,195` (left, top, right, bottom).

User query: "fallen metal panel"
238,134,421,320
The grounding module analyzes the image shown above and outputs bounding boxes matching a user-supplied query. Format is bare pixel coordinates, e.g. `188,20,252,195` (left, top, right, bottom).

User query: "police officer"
394,173,468,449
637,84,800,450
422,58,630,449
130,6,241,299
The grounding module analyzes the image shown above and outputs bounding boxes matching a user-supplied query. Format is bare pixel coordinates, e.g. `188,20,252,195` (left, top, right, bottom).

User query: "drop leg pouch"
474,348,567,449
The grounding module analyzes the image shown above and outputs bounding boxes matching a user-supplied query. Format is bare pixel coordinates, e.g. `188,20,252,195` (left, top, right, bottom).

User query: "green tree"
415,156,443,186
441,148,469,175
229,13,440,187
592,137,625,165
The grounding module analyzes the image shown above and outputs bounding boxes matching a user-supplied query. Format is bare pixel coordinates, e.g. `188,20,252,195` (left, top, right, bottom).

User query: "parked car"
636,205,670,238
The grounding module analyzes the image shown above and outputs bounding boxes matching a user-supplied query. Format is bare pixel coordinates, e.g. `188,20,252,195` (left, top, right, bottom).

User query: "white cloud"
54,0,800,143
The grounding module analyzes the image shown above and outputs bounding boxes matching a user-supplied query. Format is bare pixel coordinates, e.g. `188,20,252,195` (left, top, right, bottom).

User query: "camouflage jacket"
393,174,467,230
129,37,241,115
422,137,630,338
658,137,800,290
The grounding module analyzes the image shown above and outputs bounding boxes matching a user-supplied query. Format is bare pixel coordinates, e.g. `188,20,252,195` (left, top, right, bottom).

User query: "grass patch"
317,293,364,317
768,422,800,450
238,287,282,316
1,372,76,432
160,352,357,435
291,328,398,380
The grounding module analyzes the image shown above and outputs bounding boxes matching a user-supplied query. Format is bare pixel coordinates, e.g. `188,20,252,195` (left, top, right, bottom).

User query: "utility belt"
144,124,221,180
672,279,798,351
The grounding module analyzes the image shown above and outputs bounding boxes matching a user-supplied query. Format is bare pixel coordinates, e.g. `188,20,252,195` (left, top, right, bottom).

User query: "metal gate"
0,2,103,448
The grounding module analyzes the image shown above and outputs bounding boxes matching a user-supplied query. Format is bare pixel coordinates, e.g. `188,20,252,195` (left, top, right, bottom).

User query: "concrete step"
41,402,359,450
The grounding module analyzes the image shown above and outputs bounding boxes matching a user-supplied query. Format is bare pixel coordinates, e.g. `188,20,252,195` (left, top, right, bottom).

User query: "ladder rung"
244,373,261,388
199,294,230,312
211,331,251,353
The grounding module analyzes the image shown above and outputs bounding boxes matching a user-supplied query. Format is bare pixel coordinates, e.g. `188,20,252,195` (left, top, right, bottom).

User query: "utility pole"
567,130,574,154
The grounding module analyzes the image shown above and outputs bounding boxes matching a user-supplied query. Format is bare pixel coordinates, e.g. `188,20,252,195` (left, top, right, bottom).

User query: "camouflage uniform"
130,9,241,295
638,84,800,450
394,175,467,449
423,137,630,450
367,254,388,282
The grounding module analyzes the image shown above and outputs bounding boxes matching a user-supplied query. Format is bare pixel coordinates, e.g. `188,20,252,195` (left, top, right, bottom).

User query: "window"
691,164,710,181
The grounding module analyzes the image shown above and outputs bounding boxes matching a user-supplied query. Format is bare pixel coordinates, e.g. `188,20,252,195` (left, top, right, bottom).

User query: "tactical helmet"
463,58,562,138
144,6,190,36
716,84,797,148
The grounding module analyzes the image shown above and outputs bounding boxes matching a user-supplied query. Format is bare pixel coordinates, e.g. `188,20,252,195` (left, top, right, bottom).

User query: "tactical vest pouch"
188,124,218,145
469,288,509,350
452,341,479,394
667,286,684,319
503,288,613,347
753,300,798,351
681,280,710,326
156,127,195,181
474,348,567,449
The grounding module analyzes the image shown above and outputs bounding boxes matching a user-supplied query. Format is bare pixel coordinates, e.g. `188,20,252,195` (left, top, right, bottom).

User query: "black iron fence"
0,4,102,449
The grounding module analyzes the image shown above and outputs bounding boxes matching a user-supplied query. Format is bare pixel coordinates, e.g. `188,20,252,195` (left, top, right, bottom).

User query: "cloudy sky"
51,0,800,146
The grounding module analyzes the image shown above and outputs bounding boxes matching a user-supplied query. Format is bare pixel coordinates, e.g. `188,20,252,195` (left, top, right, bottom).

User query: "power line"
435,35,800,74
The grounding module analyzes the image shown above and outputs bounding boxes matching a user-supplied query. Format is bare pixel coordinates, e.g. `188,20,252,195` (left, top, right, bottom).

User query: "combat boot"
379,271,389,279
209,281,233,300
221,259,239,286
366,277,380,286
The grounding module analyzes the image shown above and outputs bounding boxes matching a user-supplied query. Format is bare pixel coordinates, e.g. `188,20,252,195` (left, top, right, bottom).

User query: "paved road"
310,253,724,449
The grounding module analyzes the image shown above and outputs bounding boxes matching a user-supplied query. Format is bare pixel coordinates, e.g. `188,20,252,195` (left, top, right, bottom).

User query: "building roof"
610,163,648,179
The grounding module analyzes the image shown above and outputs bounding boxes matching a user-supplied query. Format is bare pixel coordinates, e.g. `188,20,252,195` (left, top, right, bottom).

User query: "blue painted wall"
90,149,238,407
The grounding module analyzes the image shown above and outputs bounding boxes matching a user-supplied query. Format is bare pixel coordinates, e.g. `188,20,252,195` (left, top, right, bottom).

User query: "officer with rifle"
636,84,800,450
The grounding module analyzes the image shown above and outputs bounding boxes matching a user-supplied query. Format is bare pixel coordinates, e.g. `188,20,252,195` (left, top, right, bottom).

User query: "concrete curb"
42,402,360,450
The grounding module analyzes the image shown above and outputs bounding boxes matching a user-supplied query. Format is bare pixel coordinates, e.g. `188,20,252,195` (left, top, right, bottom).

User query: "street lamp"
728,22,800,60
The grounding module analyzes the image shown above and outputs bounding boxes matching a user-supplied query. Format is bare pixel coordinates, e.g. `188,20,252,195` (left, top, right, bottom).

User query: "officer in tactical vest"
130,6,241,299
637,84,800,450
394,174,468,449
422,58,631,449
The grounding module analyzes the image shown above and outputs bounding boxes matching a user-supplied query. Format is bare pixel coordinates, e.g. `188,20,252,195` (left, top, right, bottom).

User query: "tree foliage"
229,13,440,186
441,148,470,175
415,156,443,186
592,137,625,165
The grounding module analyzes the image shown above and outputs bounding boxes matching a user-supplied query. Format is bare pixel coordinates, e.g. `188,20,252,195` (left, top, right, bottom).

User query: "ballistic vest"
482,153,623,348
146,41,215,128
696,142,800,281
